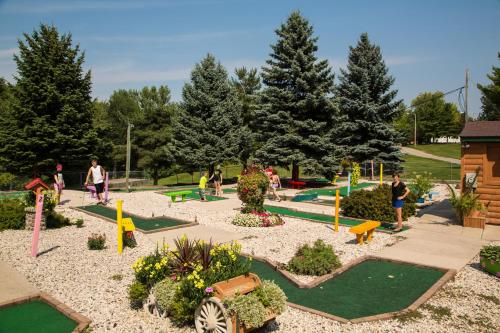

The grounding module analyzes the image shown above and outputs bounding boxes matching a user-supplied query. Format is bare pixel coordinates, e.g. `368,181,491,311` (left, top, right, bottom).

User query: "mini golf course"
264,205,408,233
0,300,77,333
77,205,193,232
250,258,446,320
300,182,374,197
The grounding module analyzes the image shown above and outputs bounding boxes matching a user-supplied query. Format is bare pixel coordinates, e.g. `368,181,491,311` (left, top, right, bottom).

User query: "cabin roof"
460,121,500,141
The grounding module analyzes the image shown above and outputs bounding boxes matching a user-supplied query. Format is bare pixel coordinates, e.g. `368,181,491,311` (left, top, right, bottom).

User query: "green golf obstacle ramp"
78,205,191,231
0,300,77,333
263,205,408,232
249,258,445,320
300,182,374,197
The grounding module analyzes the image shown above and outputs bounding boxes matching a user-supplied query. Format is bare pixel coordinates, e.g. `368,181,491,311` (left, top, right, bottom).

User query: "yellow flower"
215,261,222,268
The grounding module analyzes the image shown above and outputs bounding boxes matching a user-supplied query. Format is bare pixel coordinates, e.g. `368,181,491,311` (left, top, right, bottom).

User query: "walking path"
401,146,460,164
377,200,499,270
0,260,38,304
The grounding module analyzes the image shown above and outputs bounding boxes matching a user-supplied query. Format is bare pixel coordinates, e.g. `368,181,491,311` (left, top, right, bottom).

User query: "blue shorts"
392,199,404,208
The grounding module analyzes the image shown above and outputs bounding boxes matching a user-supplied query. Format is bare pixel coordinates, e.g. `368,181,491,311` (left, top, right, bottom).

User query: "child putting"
199,172,208,201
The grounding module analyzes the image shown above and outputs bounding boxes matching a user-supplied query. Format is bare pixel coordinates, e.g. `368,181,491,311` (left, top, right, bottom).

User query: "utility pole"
126,122,132,192
414,112,417,146
464,69,469,123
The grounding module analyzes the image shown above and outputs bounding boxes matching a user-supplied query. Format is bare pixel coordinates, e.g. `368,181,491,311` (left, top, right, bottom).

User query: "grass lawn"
411,143,460,159
402,154,460,181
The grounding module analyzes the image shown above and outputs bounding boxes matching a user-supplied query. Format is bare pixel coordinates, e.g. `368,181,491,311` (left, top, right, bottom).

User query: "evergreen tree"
255,11,336,180
134,86,175,185
336,33,402,167
231,67,261,167
477,52,500,120
0,24,99,175
172,54,242,172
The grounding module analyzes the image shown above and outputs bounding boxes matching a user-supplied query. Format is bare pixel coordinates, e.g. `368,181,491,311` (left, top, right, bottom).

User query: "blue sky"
0,0,499,117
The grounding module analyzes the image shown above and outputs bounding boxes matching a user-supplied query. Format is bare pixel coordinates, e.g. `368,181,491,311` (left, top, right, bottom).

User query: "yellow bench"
122,217,135,232
349,220,381,245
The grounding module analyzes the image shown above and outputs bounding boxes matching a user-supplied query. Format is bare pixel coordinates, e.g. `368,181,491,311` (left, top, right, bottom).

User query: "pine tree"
0,24,99,176
172,54,242,172
477,52,500,121
336,33,402,167
255,11,336,180
134,86,175,185
231,67,261,167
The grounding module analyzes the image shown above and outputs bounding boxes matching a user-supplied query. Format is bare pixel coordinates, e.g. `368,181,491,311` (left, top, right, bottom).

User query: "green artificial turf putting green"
300,182,374,197
250,258,444,320
78,205,190,231
0,300,77,333
263,205,408,232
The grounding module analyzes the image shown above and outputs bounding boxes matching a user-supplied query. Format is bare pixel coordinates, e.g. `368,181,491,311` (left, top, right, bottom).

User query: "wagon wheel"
195,297,232,333
143,291,168,318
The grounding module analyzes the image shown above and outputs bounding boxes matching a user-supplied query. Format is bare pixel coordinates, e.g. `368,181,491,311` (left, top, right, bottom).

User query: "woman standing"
210,164,223,196
391,172,410,232
53,163,65,204
270,170,282,202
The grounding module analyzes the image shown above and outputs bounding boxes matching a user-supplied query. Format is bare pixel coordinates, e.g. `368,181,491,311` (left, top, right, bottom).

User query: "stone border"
0,292,91,332
263,204,401,235
72,206,198,234
245,254,456,323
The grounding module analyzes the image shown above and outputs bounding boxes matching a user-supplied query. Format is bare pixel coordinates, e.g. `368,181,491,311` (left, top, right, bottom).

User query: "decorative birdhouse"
24,178,50,194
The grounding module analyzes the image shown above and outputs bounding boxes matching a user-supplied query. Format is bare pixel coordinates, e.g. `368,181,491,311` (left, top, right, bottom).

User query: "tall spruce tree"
134,86,175,185
477,52,500,121
172,54,242,172
336,33,402,167
255,11,336,180
0,25,99,175
231,67,261,167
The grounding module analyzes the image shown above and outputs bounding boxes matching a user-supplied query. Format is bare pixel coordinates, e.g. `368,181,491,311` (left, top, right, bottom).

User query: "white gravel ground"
0,185,498,333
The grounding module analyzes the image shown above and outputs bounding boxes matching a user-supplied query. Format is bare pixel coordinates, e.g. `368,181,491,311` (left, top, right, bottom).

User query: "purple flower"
205,287,214,294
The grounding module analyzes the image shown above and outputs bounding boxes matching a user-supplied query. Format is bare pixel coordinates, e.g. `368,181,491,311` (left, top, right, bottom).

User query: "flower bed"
232,211,285,227
129,236,286,327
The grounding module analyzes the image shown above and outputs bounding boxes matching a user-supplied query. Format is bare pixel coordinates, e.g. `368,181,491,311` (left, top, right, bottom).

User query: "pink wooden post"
104,172,109,202
31,189,44,257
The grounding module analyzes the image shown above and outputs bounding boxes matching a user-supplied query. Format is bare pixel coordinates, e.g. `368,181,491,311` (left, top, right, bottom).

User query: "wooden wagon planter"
194,273,276,333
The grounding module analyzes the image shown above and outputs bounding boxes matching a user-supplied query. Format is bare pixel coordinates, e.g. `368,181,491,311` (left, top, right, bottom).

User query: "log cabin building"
460,121,500,226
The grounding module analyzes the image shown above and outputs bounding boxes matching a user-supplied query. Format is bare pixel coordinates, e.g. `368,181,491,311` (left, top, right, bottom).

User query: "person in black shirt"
392,172,410,232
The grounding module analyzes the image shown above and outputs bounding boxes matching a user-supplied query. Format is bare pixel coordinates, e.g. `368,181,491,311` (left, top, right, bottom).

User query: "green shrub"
480,245,500,262
237,166,269,213
75,218,84,228
152,278,177,313
350,162,360,186
287,239,341,276
0,173,16,190
132,247,171,287
254,280,287,314
128,281,148,309
447,183,484,224
411,171,434,198
46,211,71,228
87,233,106,250
341,184,417,222
24,191,56,213
0,198,26,231
224,293,266,329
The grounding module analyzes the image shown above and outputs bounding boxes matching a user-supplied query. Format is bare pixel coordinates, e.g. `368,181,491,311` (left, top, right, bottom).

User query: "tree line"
1,12,499,183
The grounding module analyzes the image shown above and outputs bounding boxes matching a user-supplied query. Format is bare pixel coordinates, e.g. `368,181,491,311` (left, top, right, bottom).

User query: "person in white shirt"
84,159,106,205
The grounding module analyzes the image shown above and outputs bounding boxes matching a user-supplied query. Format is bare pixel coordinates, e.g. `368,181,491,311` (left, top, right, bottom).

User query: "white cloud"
385,56,434,66
88,30,250,44
2,0,224,13
89,62,190,84
0,48,17,58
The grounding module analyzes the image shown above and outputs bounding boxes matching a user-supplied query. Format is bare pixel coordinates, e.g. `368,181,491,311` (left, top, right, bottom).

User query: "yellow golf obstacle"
349,220,381,245
116,200,136,254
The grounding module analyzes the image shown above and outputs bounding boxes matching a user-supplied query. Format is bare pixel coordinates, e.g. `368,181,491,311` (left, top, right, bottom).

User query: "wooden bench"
164,190,193,202
349,220,381,245
289,180,306,189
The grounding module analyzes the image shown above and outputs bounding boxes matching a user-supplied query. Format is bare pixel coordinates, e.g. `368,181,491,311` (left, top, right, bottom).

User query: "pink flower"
171,274,177,281
205,287,214,294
